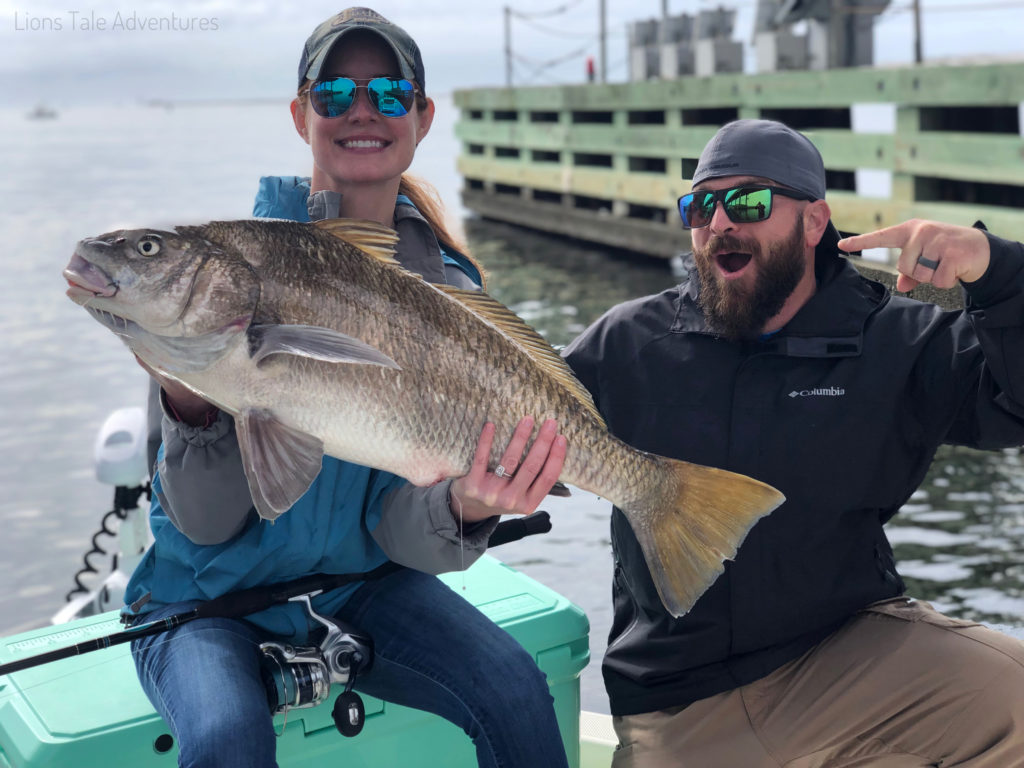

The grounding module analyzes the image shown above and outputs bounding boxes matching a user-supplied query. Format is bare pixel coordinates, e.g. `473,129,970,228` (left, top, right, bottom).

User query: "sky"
1,0,1022,107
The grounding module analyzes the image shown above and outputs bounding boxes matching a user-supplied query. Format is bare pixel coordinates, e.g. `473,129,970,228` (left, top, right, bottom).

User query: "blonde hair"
296,83,485,288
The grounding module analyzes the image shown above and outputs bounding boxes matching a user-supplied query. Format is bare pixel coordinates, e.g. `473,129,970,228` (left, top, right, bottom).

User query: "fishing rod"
0,510,552,679
0,564,393,677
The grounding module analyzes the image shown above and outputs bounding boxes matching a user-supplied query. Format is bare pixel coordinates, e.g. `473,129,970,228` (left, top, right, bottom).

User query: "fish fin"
548,481,572,497
626,459,785,618
236,408,325,520
435,286,606,428
314,218,401,266
248,323,401,369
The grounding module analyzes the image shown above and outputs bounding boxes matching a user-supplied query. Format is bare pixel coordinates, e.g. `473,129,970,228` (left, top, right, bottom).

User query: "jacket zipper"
606,552,642,653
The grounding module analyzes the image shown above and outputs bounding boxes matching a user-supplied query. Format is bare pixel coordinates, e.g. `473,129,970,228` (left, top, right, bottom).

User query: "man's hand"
450,417,567,525
839,219,991,293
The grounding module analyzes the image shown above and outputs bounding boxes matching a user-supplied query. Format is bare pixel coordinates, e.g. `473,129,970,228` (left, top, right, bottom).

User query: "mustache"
695,234,759,258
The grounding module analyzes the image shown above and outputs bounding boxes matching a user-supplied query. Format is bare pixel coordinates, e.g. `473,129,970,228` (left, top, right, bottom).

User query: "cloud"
2,2,296,95
2,0,1021,107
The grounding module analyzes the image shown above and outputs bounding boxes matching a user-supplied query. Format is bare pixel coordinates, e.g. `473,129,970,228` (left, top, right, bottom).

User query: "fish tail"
625,457,785,618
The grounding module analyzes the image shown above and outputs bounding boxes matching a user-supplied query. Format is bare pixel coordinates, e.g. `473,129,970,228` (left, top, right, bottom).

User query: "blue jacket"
124,177,476,641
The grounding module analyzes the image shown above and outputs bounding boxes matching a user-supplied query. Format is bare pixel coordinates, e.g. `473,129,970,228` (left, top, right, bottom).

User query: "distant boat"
26,104,58,120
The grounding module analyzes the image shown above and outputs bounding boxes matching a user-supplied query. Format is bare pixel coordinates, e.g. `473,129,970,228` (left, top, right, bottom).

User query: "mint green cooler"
0,556,590,767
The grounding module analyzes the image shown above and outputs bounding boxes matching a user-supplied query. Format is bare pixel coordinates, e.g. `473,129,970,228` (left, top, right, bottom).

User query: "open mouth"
63,253,117,299
714,252,752,275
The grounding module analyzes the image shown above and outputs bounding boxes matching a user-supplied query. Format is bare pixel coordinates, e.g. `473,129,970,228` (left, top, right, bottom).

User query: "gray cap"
692,119,826,200
692,119,840,249
297,7,425,92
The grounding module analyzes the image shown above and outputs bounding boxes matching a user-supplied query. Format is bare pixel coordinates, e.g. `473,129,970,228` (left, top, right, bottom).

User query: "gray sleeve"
146,379,163,479
153,389,255,546
371,479,499,574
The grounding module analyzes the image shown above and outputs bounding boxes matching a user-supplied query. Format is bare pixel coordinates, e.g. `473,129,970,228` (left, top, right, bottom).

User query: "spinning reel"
259,592,373,737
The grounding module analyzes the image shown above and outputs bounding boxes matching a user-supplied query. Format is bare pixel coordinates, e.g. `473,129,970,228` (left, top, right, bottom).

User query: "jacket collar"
255,177,451,284
671,243,889,358
391,194,447,283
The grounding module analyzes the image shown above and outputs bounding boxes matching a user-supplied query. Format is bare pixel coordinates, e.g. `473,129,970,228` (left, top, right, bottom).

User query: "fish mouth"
63,252,118,302
714,251,753,277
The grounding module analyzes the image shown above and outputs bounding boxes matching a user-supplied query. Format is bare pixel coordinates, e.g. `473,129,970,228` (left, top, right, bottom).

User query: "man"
564,119,1024,766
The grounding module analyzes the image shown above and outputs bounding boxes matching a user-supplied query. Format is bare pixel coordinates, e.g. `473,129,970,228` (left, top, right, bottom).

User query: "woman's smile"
335,135,391,151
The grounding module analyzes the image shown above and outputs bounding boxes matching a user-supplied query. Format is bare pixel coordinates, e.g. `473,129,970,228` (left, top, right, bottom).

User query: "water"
2,100,1023,716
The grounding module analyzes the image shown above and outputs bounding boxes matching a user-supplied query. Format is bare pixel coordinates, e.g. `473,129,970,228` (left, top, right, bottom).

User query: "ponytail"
398,174,486,289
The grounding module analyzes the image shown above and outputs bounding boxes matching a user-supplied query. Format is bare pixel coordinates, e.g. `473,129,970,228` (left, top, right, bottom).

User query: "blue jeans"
130,567,569,768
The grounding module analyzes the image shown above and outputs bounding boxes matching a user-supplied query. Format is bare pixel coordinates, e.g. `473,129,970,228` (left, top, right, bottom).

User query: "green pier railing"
454,61,1024,262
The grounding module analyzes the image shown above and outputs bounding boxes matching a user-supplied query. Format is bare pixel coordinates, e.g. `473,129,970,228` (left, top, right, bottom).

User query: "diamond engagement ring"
494,464,511,478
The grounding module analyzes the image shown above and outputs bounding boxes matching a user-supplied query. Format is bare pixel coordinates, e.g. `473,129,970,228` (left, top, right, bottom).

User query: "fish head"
64,226,261,372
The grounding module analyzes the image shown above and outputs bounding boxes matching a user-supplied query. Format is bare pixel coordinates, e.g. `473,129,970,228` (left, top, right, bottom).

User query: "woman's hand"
134,355,218,426
450,417,567,525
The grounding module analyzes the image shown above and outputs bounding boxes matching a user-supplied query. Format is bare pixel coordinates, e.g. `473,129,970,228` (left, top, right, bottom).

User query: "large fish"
63,218,784,617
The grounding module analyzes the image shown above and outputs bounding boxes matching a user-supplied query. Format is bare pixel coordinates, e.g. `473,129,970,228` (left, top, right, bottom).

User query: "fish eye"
137,236,162,257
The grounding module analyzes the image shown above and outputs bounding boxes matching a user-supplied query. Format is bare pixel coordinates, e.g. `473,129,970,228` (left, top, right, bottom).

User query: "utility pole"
912,0,922,64
829,0,841,69
599,0,607,82
505,6,512,86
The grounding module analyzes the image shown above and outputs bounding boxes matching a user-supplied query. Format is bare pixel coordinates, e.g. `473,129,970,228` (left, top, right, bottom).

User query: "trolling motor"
55,407,152,624
260,592,374,737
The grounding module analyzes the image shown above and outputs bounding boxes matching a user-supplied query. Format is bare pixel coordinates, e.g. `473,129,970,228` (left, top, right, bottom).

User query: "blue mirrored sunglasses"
309,76,417,119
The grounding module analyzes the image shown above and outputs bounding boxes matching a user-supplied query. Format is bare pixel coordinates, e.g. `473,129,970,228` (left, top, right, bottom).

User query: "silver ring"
916,255,939,270
494,464,511,478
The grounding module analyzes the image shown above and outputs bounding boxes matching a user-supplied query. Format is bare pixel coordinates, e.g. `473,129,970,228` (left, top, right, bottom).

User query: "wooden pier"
455,61,1024,262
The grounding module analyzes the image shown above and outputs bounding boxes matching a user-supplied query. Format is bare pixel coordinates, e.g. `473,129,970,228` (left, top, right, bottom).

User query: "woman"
125,8,571,767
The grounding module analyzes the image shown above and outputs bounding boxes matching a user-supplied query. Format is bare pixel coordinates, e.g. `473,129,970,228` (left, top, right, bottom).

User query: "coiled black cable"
65,483,150,603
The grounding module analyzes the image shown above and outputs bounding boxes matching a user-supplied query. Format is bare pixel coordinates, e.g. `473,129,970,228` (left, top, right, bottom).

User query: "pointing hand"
838,219,990,293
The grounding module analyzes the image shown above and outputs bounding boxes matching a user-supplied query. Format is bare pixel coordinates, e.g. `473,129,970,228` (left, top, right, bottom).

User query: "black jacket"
564,233,1024,716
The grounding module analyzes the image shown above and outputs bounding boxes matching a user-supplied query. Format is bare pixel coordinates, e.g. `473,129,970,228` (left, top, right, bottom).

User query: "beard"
693,218,807,341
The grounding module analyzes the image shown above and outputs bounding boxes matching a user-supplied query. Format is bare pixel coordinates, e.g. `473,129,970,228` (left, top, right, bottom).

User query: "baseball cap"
297,7,426,92
692,119,841,250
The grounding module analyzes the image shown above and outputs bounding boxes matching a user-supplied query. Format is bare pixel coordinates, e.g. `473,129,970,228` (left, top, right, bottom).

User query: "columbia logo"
789,387,846,398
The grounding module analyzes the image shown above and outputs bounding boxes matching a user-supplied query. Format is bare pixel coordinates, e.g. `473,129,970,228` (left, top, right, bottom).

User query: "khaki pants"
612,598,1024,767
